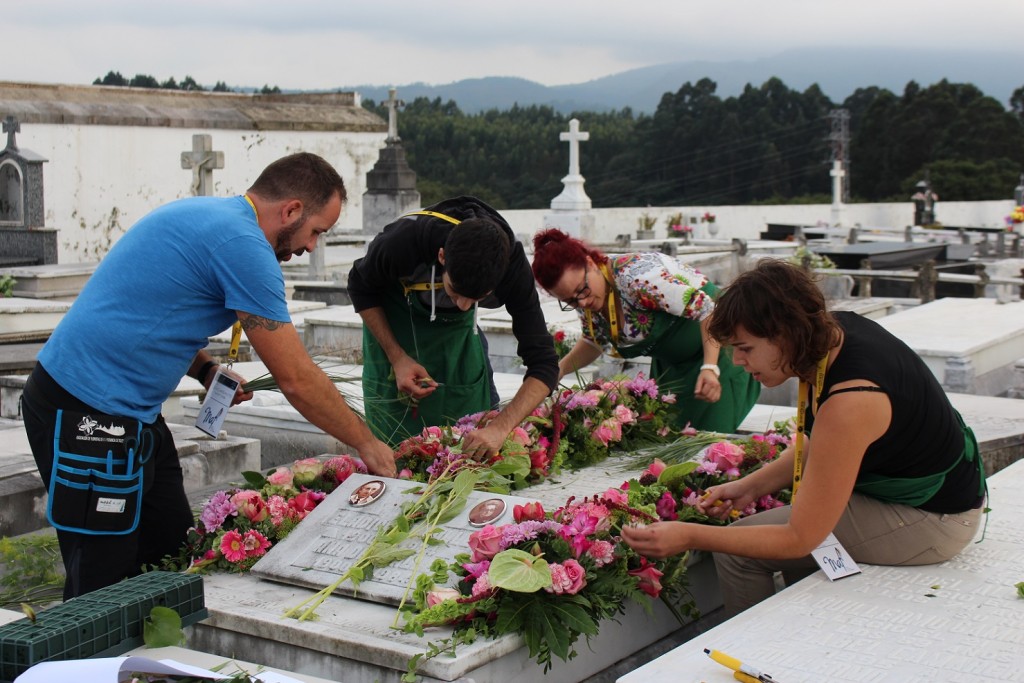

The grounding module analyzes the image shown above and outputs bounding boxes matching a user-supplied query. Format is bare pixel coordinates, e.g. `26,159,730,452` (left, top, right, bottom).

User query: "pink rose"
323,455,357,484
546,559,587,595
291,458,323,486
705,441,745,470
426,588,460,607
468,525,504,562
602,487,628,506
613,404,636,424
643,458,667,479
513,501,545,522
288,490,325,520
398,468,414,479
629,559,665,598
656,491,679,521
421,426,444,441
266,468,294,489
230,490,268,523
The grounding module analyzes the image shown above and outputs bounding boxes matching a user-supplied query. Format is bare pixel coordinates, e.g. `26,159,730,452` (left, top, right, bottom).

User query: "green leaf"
241,470,267,487
143,606,185,647
1016,581,1024,599
657,461,699,488
488,549,551,593
368,546,416,567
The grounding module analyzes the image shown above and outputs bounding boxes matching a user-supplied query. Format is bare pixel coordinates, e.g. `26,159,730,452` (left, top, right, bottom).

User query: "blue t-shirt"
38,196,290,422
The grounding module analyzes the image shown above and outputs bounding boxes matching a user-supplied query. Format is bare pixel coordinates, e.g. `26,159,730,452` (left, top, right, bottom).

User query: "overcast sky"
8,0,1024,90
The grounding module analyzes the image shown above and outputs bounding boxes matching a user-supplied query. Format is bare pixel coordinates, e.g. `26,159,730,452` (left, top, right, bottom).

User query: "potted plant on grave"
636,213,657,240
665,212,692,242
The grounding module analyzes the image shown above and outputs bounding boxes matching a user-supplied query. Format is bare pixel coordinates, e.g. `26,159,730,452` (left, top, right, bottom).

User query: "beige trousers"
713,492,983,616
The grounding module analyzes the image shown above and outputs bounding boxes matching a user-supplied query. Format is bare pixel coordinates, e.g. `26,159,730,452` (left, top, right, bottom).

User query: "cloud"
6,0,1024,90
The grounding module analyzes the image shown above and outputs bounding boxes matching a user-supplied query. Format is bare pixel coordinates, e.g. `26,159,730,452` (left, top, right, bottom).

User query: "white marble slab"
617,458,1024,683
0,296,71,342
876,297,1024,394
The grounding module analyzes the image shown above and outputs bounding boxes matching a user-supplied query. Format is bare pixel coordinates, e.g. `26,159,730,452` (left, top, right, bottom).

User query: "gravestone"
0,115,56,266
362,88,420,236
251,473,537,604
545,118,596,241
180,134,224,197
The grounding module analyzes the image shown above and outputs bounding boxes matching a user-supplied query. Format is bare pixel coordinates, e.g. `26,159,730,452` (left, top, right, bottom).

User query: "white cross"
180,134,225,196
386,88,404,142
560,119,589,177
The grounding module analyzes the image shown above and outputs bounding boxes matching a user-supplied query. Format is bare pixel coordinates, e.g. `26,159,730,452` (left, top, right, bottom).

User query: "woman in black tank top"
622,259,985,615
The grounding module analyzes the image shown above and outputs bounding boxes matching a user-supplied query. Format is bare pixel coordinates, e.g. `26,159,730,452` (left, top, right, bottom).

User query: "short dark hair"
247,152,347,214
444,217,510,298
708,259,839,379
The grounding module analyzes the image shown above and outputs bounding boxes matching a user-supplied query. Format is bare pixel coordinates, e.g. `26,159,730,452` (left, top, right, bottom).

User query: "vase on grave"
636,229,655,240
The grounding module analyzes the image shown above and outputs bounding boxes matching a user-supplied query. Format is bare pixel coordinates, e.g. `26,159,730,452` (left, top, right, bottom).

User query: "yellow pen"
704,648,779,683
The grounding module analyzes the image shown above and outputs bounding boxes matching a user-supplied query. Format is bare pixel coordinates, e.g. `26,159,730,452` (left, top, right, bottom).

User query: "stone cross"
180,134,224,196
386,88,404,142
560,118,589,177
3,116,19,151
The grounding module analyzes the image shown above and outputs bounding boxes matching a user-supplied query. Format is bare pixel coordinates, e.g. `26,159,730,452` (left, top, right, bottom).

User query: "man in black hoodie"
347,196,558,456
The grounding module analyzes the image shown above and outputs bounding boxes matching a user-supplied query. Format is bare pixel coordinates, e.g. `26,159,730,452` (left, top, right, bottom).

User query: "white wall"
504,200,1019,245
24,123,386,263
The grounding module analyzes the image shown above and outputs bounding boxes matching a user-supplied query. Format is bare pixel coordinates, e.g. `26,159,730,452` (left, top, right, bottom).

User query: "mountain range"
340,47,1022,114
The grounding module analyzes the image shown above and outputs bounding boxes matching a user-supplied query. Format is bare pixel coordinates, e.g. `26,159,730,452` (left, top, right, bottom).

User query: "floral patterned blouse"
581,252,714,348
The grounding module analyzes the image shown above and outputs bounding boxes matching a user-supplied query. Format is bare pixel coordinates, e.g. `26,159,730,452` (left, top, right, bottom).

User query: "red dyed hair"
531,228,608,290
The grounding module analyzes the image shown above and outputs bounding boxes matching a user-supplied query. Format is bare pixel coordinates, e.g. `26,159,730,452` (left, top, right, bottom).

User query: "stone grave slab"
0,296,70,342
250,472,538,605
0,262,97,300
876,297,1024,395
299,305,364,358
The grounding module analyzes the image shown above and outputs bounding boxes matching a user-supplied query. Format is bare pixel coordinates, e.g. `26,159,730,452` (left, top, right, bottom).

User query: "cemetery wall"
503,200,1018,246
23,123,387,263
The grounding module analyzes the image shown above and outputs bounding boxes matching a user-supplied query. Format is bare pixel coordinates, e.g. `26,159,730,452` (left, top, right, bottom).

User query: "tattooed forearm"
240,315,284,332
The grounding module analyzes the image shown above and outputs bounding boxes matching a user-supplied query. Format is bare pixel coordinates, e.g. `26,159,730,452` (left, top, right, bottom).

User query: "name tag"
96,497,127,514
811,532,861,581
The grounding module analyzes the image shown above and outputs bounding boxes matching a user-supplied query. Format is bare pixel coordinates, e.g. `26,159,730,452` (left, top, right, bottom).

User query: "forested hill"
363,78,1024,210
346,47,1023,115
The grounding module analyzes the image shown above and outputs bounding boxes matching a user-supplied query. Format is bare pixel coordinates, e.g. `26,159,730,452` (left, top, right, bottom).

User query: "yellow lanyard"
225,195,258,369
792,355,828,498
585,263,620,350
404,210,461,225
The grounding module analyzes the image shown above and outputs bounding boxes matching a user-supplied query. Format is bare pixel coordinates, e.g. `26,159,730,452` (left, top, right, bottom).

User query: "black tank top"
807,312,981,513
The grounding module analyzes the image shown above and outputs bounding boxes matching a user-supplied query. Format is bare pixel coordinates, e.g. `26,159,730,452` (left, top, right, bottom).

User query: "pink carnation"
587,540,615,567
546,559,587,595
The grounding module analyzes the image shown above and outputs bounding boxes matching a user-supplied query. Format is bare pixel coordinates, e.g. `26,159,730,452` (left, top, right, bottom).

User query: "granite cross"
180,134,225,196
3,116,19,151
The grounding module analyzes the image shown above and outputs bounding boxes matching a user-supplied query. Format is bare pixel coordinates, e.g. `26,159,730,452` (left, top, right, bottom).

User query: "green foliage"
143,605,185,647
0,275,15,298
0,534,64,609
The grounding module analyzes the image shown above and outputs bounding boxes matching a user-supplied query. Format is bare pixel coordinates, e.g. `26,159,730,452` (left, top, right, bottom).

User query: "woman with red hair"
531,229,759,432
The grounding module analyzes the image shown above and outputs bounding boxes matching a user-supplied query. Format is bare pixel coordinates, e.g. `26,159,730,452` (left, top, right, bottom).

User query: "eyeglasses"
557,267,592,311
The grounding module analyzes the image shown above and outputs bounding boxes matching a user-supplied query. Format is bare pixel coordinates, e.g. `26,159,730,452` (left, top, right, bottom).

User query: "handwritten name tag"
811,532,862,581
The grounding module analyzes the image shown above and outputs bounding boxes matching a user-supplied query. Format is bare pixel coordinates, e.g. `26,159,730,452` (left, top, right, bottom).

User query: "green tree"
128,73,160,88
93,70,127,86
260,84,281,95
212,81,231,92
180,76,205,91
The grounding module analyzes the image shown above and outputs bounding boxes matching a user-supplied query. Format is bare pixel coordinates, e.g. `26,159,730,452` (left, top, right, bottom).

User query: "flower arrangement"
400,489,695,675
702,212,716,223
664,212,692,238
627,431,793,525
162,455,363,574
547,374,676,470
637,212,658,231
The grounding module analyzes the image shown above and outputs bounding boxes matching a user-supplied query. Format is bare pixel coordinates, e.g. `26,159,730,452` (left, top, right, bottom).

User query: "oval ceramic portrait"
468,498,506,527
348,479,387,507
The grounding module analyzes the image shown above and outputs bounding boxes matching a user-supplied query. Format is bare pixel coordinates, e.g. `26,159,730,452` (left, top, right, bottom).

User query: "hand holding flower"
620,521,693,560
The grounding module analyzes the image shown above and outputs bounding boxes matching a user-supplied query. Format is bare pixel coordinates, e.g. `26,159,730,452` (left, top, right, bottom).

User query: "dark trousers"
21,364,194,600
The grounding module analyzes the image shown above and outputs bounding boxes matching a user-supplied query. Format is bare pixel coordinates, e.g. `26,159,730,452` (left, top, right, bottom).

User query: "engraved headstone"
250,473,538,604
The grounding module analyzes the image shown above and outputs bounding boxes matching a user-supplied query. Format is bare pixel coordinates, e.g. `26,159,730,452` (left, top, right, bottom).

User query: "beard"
275,213,307,261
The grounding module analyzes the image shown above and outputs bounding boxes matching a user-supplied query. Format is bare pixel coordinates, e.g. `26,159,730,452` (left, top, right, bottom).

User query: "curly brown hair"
708,259,839,379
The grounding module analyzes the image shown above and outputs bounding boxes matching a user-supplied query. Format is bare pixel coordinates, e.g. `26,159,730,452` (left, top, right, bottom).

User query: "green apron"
362,282,491,447
614,284,760,433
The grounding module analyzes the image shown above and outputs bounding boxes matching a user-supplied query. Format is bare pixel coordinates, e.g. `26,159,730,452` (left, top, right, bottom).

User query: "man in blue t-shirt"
22,152,395,599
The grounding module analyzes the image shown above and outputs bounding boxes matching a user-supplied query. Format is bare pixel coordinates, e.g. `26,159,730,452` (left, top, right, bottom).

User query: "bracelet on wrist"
699,363,721,378
196,360,219,385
